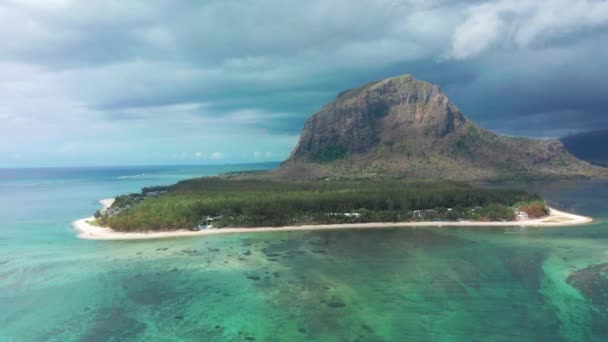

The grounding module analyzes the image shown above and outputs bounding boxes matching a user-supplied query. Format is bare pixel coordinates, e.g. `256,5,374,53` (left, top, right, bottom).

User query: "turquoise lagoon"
1,164,608,341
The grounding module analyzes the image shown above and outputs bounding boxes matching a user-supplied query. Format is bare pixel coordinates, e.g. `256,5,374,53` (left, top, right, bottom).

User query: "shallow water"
1,166,608,341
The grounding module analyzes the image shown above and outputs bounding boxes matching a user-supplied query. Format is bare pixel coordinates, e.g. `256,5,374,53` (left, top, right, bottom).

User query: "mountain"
562,130,608,167
275,74,606,181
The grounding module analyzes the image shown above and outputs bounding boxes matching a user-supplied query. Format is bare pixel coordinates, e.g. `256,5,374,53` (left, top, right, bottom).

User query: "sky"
1,0,608,167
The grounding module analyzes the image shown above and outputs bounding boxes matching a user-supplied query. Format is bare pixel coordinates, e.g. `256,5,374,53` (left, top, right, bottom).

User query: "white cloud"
253,151,273,159
210,152,222,160
450,0,608,59
133,26,176,49
450,9,503,59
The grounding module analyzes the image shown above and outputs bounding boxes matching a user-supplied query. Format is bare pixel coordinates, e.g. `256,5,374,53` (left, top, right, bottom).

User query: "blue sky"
1,0,608,167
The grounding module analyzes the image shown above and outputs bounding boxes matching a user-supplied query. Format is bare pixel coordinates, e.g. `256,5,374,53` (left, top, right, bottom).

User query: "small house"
192,215,222,231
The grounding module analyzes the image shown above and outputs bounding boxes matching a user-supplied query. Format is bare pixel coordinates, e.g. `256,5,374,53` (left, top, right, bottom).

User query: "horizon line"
0,160,283,170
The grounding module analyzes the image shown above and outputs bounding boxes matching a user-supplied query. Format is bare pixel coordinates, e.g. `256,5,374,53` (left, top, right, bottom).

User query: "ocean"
1,164,607,341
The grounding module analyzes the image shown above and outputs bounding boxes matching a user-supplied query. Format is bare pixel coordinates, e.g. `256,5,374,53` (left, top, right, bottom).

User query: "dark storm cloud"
440,32,608,136
92,59,483,134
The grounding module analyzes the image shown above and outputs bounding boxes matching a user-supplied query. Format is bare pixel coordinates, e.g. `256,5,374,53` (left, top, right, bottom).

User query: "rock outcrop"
277,74,606,181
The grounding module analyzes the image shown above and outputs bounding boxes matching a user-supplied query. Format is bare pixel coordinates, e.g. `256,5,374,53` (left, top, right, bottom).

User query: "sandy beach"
72,198,594,241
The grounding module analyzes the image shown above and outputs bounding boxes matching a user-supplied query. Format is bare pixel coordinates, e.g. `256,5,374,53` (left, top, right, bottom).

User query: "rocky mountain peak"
289,74,467,161
276,73,606,181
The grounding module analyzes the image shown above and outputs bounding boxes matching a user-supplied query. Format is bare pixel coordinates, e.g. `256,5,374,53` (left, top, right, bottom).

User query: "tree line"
98,178,545,231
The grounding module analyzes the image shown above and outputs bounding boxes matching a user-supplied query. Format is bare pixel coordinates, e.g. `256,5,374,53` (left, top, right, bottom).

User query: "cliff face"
280,74,606,181
289,75,467,159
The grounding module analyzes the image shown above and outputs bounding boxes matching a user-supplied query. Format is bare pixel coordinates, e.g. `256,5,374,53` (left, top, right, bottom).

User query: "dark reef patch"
568,262,608,336
79,308,145,342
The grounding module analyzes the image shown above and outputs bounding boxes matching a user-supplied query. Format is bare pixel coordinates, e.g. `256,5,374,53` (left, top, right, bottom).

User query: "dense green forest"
97,177,547,231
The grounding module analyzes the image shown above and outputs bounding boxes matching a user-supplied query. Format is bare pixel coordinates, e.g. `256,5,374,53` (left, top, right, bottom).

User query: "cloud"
449,0,608,59
253,151,273,159
210,152,222,160
1,0,608,166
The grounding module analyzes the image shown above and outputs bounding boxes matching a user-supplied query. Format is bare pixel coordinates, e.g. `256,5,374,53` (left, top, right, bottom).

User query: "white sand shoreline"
73,198,594,241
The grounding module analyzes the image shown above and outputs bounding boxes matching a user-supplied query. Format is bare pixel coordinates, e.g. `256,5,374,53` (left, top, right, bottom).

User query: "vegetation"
97,178,547,232
517,200,550,218
311,145,348,163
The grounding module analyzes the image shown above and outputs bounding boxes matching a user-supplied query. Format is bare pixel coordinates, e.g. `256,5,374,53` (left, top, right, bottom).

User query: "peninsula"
73,179,592,241
74,74,602,240
74,197,592,241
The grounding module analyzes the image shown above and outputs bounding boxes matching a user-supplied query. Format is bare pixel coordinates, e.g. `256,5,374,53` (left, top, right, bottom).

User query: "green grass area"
98,178,545,232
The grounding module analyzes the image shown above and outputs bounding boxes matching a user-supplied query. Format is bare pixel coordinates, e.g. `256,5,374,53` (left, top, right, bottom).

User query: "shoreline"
73,198,594,241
